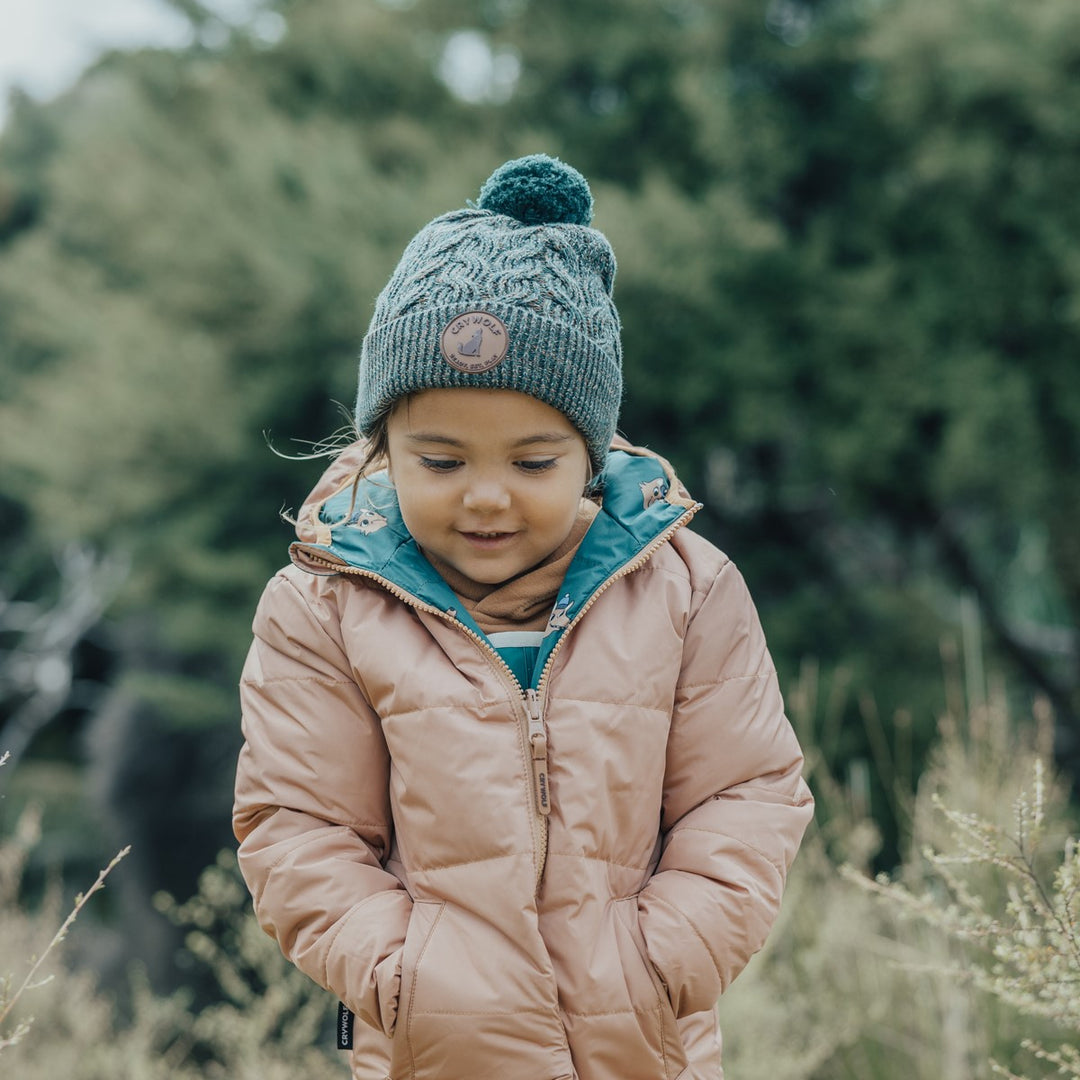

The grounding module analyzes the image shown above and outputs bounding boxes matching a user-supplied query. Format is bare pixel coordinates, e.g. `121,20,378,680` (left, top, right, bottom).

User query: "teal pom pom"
477,154,594,227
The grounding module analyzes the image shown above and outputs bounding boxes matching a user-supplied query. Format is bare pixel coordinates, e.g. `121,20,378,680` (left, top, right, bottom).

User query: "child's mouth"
461,531,516,548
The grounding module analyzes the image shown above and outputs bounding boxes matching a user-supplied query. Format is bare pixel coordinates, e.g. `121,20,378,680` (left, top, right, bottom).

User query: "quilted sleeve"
234,569,410,1037
637,555,814,1017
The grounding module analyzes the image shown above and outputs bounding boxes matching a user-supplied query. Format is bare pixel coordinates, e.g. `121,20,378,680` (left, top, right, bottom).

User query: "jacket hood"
287,437,699,690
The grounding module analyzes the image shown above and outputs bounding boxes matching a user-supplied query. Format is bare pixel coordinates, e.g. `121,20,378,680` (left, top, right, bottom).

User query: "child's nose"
462,476,512,512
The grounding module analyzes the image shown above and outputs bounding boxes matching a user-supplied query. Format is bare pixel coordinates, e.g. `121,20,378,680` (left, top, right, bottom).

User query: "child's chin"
463,563,519,586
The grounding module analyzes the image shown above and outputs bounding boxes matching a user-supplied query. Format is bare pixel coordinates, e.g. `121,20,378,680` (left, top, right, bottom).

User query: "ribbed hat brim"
357,301,622,470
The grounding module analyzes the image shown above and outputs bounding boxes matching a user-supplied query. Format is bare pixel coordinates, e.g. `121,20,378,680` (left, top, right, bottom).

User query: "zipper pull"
525,689,550,817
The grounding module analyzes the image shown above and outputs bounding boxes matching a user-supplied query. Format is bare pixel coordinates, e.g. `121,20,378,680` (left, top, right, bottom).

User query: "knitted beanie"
355,154,623,472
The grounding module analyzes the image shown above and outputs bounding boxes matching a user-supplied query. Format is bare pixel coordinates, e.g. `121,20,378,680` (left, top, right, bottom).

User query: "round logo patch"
440,311,510,373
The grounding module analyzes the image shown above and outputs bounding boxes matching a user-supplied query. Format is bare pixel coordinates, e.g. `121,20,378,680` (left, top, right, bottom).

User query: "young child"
234,154,813,1080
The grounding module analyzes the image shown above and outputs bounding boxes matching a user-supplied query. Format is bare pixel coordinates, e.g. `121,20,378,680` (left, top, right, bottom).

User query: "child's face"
386,388,591,586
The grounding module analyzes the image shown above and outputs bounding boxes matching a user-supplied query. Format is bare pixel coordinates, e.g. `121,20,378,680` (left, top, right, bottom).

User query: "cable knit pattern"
355,157,623,471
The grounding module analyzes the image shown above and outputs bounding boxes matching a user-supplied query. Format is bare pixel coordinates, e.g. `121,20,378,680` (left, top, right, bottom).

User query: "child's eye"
516,459,557,473
419,457,462,472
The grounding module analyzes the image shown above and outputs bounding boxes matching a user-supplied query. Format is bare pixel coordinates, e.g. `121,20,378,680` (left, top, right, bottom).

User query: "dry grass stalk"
0,750,129,1053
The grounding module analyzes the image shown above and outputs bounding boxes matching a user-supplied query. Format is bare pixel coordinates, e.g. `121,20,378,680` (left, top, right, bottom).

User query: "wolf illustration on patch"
545,593,573,634
640,478,669,508
346,507,388,534
458,329,484,356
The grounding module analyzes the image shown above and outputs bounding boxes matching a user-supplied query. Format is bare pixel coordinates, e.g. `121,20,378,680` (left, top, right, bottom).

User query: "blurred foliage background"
0,0,1078,1069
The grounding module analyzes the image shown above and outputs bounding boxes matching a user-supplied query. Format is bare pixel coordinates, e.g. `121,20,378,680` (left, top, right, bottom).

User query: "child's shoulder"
256,558,387,631
649,526,767,635
659,522,733,588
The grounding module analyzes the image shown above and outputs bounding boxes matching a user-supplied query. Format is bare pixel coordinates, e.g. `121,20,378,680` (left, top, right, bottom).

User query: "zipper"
525,688,550,817
525,687,551,892
295,500,698,889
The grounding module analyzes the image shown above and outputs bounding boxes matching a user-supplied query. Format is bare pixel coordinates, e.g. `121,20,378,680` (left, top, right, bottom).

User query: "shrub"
847,698,1080,1079
718,681,1073,1079
0,748,344,1078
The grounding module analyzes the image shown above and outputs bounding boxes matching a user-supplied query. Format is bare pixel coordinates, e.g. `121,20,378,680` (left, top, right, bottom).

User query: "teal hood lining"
290,449,698,689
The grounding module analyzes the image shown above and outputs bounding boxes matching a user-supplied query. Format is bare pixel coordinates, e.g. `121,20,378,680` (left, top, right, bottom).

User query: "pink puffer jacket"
234,443,813,1080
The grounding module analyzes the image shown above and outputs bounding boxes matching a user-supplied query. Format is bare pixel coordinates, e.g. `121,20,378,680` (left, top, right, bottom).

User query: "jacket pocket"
613,896,688,1080
390,901,569,1080
387,900,444,1047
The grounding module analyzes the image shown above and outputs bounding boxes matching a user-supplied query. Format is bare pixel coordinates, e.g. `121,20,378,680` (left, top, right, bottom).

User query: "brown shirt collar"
421,499,600,635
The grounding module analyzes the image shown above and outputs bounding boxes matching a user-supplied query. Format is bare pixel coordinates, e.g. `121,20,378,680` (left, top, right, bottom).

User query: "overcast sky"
0,0,192,128
0,1,480,132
